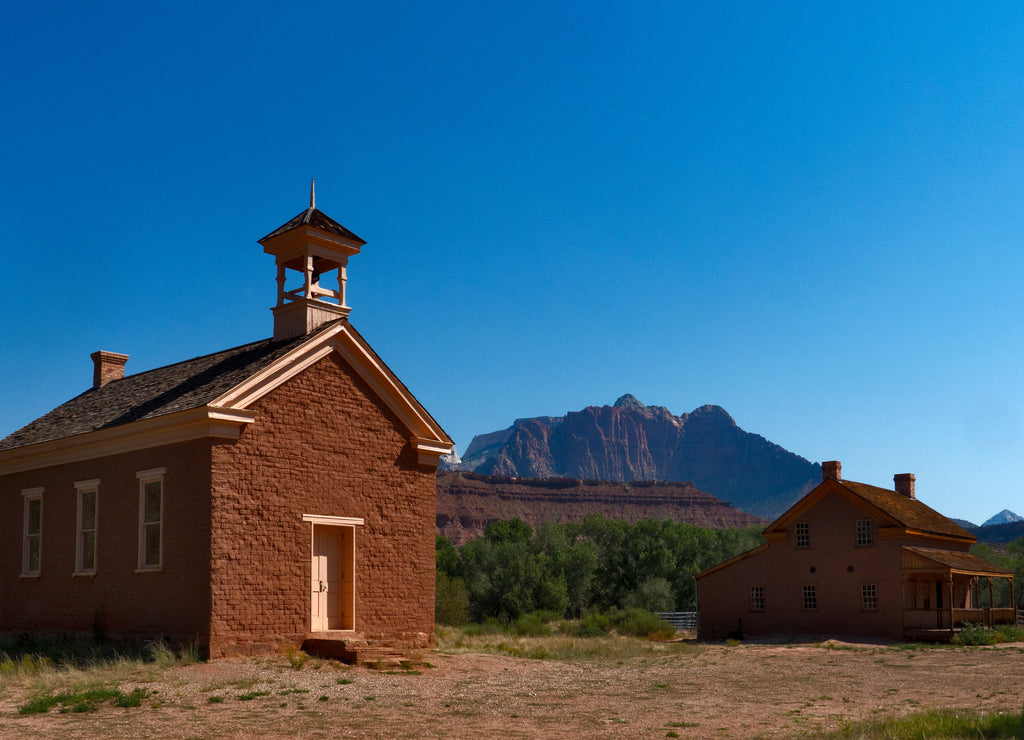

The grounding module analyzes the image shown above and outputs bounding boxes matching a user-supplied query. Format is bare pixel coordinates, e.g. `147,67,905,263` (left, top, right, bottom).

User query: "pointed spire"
310,178,316,210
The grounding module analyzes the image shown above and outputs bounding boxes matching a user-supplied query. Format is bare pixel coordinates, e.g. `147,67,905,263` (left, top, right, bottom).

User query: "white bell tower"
259,181,366,341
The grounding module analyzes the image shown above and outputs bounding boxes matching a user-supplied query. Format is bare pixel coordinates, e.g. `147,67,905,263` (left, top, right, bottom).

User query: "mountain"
982,509,1024,527
436,471,767,544
454,395,821,518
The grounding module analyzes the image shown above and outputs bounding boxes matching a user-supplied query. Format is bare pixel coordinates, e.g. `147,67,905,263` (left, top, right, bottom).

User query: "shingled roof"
904,546,1013,576
838,480,975,540
0,328,328,453
259,207,365,244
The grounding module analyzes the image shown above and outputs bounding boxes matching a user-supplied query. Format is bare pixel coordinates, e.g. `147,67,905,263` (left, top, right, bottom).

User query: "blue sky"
2,2,1023,524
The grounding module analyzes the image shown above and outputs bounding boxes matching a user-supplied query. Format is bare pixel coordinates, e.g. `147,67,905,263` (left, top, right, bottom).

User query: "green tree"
435,571,470,626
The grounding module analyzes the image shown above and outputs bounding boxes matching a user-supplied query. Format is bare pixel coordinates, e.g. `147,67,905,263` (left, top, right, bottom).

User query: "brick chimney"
91,351,129,388
894,473,916,499
822,460,842,481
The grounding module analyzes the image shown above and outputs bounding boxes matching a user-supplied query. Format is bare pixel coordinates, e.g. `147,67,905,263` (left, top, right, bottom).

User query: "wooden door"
311,526,343,631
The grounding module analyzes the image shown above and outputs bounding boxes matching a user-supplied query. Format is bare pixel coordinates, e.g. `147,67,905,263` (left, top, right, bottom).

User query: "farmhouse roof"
765,477,975,543
903,546,1013,576
838,480,974,539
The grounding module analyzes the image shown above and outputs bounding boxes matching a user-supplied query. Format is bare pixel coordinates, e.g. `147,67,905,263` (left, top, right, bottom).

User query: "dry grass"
437,626,698,661
1,637,1023,738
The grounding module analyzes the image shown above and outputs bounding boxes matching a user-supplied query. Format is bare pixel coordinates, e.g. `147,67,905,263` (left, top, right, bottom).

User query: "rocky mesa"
436,471,766,544
453,394,821,519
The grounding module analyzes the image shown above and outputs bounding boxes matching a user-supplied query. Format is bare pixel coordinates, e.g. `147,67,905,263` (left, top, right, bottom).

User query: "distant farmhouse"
697,461,1015,641
0,189,453,658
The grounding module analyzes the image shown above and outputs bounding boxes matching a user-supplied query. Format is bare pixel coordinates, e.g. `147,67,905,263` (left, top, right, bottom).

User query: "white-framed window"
22,488,44,577
856,519,872,546
802,584,817,611
795,521,810,549
75,479,100,575
137,468,165,571
750,585,765,612
862,583,878,611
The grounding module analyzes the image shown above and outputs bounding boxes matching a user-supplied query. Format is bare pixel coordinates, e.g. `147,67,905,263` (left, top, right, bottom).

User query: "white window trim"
856,519,872,547
21,487,44,577
136,468,166,572
74,479,100,576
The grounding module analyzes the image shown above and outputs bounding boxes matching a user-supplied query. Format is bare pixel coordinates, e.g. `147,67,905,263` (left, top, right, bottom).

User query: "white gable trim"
209,321,453,461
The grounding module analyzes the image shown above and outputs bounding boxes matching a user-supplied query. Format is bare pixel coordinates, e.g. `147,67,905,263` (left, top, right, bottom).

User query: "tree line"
971,538,1024,609
435,515,764,625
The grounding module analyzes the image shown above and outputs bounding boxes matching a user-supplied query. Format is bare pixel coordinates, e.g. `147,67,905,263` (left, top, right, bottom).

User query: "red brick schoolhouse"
697,461,1015,641
0,190,453,658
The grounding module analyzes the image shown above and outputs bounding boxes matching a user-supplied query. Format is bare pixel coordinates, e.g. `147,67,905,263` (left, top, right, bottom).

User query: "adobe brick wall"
208,352,436,657
0,440,213,645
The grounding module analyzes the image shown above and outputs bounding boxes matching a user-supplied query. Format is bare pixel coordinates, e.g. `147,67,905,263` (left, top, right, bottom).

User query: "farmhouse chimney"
894,473,916,499
91,351,129,388
822,460,841,481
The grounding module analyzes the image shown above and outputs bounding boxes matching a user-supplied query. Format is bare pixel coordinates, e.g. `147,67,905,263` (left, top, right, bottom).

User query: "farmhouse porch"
901,546,1015,639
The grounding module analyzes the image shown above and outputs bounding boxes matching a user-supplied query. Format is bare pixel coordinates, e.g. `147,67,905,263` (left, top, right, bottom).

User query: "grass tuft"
826,708,1024,738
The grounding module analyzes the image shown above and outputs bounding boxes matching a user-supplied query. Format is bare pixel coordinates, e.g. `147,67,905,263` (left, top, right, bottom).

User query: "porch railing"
904,608,1016,631
904,609,950,630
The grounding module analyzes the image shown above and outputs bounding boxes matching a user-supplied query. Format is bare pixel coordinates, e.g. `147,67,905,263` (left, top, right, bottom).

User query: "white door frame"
303,514,362,632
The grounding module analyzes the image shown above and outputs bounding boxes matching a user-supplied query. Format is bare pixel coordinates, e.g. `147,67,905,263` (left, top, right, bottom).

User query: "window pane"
27,499,41,535
28,538,40,572
82,531,96,570
81,491,96,530
144,523,161,566
144,482,161,523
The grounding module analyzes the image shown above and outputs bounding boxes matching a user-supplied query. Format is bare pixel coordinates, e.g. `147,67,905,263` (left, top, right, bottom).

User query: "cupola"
259,181,367,340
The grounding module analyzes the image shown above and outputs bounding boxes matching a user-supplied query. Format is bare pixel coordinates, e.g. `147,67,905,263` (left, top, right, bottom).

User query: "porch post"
947,574,954,632
988,578,994,627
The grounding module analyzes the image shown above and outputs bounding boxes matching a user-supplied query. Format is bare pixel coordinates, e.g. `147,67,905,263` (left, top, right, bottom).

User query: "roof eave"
0,407,255,476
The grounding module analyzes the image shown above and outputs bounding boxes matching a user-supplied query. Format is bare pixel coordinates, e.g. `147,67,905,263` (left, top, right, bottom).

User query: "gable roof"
260,207,365,244
0,331,318,453
0,319,452,474
838,480,973,540
766,478,974,543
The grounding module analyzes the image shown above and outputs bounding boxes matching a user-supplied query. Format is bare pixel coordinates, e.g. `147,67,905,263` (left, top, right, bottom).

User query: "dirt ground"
2,639,1023,739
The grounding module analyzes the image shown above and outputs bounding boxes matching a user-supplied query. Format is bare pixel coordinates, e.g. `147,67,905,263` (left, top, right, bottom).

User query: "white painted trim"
137,467,167,480
0,408,254,476
22,488,43,577
302,514,364,527
209,323,454,461
137,471,164,571
74,480,99,576
211,324,347,408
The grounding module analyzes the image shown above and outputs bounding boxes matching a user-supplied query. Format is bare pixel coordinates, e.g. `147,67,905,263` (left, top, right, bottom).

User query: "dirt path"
2,641,1023,739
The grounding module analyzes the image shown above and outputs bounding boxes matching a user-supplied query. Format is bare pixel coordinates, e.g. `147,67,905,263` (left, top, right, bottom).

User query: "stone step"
301,636,421,669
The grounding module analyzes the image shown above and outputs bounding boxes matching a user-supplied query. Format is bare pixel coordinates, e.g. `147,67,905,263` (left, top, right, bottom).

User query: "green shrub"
461,618,504,636
510,612,552,636
579,611,613,636
608,607,676,640
995,624,1024,642
436,571,471,626
954,623,1003,645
